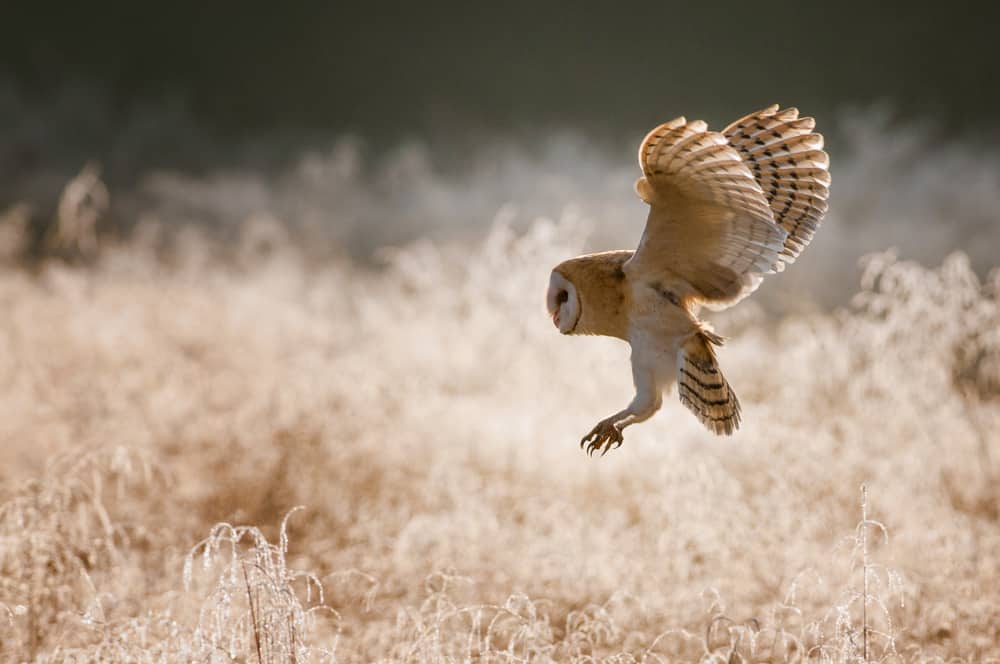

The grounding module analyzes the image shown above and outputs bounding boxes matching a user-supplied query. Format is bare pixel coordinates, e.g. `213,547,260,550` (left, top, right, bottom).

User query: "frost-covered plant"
0,447,162,660
183,508,338,663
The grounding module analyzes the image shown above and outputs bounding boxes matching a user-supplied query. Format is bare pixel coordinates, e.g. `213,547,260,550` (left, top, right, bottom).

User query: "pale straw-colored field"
1,109,998,662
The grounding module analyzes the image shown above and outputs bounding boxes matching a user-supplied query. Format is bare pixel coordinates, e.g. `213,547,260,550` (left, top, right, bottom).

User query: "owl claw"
580,420,624,457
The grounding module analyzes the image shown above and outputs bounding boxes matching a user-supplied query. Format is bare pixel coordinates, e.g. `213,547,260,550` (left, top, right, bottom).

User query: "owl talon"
580,420,624,457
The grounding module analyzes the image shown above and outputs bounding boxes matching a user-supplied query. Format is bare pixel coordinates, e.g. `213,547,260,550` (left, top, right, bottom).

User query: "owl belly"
627,277,700,397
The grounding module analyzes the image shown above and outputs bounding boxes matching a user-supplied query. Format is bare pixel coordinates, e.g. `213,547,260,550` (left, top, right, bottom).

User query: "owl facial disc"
546,271,579,334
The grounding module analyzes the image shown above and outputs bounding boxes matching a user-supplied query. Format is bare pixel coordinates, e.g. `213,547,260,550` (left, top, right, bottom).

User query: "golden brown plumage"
546,105,830,455
551,251,633,340
722,105,830,263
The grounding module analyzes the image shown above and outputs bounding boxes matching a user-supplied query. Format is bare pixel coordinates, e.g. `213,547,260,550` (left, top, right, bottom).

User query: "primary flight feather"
546,105,830,455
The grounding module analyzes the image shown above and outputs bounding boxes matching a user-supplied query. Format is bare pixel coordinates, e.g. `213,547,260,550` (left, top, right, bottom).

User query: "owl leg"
580,367,662,456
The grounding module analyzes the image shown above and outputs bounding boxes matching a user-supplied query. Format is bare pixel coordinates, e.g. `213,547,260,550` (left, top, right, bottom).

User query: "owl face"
546,270,580,334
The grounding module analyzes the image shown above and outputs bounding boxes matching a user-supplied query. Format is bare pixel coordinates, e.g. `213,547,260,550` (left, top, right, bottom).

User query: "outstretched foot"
580,419,624,457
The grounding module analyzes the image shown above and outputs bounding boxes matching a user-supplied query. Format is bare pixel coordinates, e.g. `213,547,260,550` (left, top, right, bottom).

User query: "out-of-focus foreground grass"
1,108,999,661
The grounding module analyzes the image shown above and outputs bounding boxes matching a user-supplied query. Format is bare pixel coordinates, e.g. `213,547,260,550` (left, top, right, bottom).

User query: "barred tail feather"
677,332,741,435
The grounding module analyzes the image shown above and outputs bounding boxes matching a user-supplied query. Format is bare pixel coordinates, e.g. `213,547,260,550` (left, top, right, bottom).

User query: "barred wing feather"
627,116,787,309
723,105,831,262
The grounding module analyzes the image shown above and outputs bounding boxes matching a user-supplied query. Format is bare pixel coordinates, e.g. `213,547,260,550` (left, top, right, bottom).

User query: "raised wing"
627,116,788,309
723,105,830,263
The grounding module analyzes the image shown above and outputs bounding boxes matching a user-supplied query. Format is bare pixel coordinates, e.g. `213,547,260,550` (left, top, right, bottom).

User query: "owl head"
546,250,633,339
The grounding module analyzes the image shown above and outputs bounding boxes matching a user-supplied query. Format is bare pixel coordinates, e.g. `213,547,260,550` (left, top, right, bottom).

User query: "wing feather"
724,106,831,262
628,116,787,309
627,107,831,310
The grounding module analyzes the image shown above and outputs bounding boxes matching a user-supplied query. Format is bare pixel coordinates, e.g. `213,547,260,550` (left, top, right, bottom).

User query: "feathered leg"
581,351,663,456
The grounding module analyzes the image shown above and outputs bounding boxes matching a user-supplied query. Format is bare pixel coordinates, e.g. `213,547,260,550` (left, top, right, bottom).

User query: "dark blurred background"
4,1,999,144
2,1,999,288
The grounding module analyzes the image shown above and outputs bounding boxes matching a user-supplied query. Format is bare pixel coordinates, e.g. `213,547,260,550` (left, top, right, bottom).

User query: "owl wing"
722,105,830,263
627,116,788,309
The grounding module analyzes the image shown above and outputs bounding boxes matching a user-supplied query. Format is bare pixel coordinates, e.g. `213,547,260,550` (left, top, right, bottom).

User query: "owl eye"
556,290,569,304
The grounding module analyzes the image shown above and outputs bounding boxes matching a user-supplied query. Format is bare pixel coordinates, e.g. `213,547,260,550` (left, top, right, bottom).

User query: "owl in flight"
546,105,830,455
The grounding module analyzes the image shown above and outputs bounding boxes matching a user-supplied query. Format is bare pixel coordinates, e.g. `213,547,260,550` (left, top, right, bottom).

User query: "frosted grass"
1,89,999,661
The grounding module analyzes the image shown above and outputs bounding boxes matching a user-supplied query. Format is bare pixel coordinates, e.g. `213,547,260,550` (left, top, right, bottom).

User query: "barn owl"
547,105,830,455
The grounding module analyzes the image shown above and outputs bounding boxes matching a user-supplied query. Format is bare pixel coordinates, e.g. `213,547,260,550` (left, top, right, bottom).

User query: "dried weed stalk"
183,507,338,663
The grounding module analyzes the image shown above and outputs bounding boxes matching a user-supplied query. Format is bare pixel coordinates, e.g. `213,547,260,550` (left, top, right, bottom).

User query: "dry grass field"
1,112,999,662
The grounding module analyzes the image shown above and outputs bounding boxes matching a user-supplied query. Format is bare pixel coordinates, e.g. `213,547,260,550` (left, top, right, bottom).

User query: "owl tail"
677,331,741,435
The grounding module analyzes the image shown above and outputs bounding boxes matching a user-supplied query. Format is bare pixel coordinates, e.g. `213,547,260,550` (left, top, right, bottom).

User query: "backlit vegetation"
1,106,998,661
